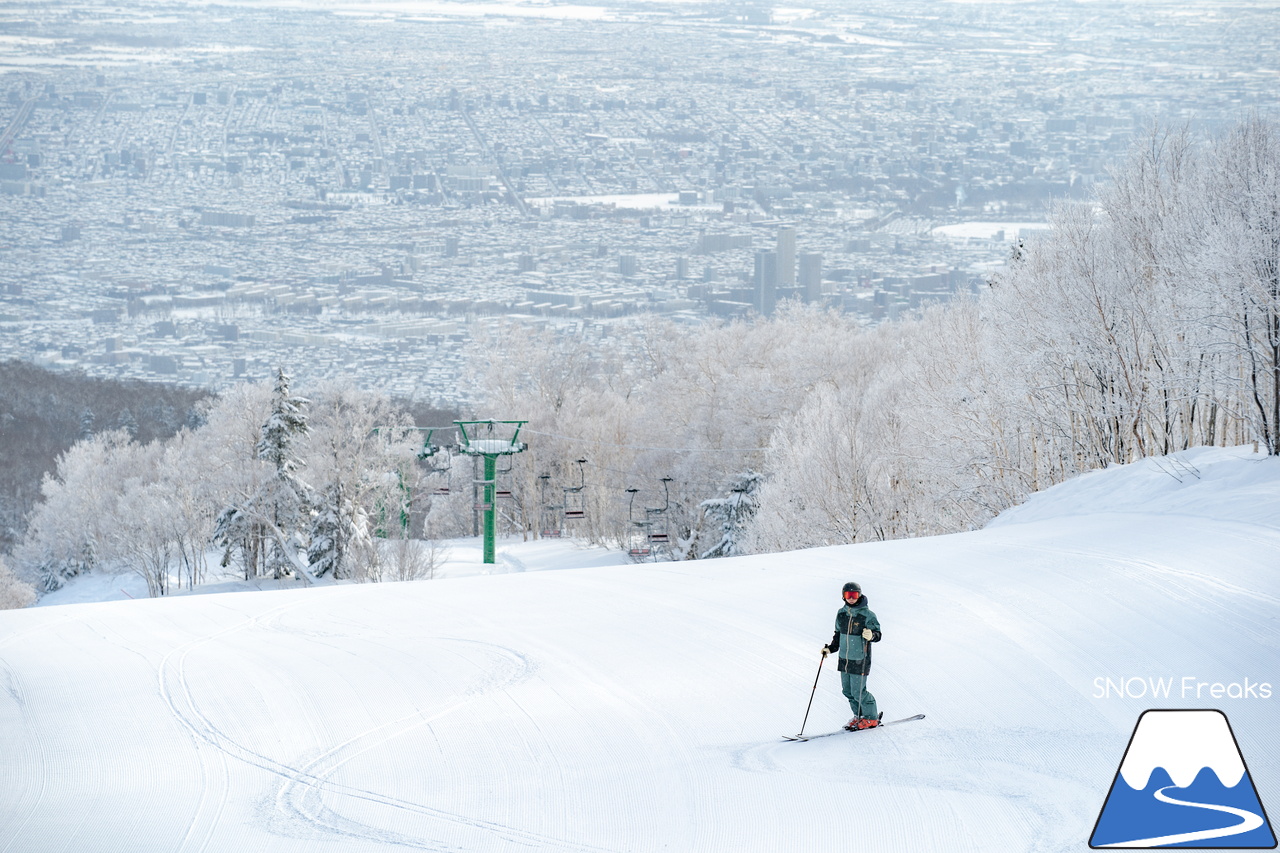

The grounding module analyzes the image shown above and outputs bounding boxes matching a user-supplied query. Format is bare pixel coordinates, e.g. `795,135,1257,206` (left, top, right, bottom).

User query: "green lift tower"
455,420,527,564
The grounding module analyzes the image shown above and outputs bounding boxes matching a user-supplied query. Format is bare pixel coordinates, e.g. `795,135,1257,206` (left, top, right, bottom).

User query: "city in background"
1,0,1273,406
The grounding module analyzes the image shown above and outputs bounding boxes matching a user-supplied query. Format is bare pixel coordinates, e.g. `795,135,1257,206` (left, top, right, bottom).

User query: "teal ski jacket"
826,596,882,675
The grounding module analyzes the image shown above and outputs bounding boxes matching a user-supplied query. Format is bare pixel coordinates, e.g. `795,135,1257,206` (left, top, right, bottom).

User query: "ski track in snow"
157,601,301,852
270,644,594,850
156,597,621,851
0,658,47,853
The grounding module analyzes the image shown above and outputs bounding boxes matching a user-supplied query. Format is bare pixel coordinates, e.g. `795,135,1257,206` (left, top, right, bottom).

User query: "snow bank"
988,445,1280,530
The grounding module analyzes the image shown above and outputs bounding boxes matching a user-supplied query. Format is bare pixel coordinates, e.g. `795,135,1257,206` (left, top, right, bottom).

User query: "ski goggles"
843,591,861,600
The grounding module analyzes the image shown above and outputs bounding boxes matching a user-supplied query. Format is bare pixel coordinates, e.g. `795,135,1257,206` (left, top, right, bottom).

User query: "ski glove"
861,628,875,641
821,646,830,658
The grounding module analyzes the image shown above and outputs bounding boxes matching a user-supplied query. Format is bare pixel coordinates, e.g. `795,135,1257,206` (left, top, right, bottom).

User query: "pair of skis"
781,713,925,742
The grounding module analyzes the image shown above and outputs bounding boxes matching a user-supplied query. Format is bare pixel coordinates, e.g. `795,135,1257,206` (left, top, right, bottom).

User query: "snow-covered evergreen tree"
34,543,95,594
214,368,313,580
258,367,310,476
307,480,368,579
698,470,763,559
256,368,312,579
114,408,138,438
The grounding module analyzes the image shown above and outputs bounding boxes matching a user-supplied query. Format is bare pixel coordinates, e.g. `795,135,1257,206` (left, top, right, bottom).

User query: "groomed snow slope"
1,446,1278,852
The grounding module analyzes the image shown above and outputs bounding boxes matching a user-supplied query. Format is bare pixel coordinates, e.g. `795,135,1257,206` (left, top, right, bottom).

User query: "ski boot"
844,712,884,731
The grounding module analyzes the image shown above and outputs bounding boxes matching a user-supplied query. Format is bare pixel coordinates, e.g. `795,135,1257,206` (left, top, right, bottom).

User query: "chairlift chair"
562,458,588,521
405,426,457,495
494,455,514,500
539,473,563,538
626,488,652,558
428,452,453,496
415,427,441,461
645,477,673,544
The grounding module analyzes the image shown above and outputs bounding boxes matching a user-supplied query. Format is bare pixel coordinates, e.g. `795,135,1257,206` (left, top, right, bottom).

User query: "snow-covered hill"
2,446,1277,852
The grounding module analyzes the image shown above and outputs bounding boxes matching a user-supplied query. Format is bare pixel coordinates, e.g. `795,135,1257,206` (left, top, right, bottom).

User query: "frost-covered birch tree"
15,429,142,591
1202,117,1280,453
304,382,417,579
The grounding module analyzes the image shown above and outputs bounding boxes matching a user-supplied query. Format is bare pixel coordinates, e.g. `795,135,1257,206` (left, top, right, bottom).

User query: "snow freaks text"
1093,677,1273,701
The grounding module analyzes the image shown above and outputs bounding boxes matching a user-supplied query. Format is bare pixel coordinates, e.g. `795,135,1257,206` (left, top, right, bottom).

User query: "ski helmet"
842,581,862,597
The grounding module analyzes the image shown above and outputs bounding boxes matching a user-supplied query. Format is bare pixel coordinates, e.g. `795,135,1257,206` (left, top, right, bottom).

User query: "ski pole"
798,652,826,737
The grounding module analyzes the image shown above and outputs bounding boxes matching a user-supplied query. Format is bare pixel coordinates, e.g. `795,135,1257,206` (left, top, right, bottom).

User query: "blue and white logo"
1091,709,1276,848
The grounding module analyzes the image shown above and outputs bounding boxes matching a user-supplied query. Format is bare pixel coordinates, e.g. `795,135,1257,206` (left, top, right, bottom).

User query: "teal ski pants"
841,671,878,719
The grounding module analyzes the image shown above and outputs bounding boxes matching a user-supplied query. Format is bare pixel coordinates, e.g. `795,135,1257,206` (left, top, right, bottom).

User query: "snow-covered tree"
0,555,36,610
114,408,139,439
257,368,313,579
698,470,764,559
159,429,217,590
113,464,179,597
1201,116,1280,453
303,381,418,577
214,369,313,580
14,429,141,591
13,372,442,595
307,480,367,579
200,381,274,579
473,303,865,554
258,367,310,477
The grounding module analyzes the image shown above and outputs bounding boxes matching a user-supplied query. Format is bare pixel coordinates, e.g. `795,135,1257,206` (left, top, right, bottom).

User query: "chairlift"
626,487,651,558
645,477,673,545
539,473,563,538
495,455,514,500
562,458,587,521
415,427,441,461
427,452,453,496
404,425,457,495
370,426,455,533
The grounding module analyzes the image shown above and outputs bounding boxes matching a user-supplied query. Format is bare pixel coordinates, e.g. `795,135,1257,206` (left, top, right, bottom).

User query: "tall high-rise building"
800,252,823,302
776,225,796,287
754,250,778,316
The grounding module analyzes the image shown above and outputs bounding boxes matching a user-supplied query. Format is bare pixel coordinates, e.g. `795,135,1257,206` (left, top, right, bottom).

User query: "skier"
822,581,882,730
